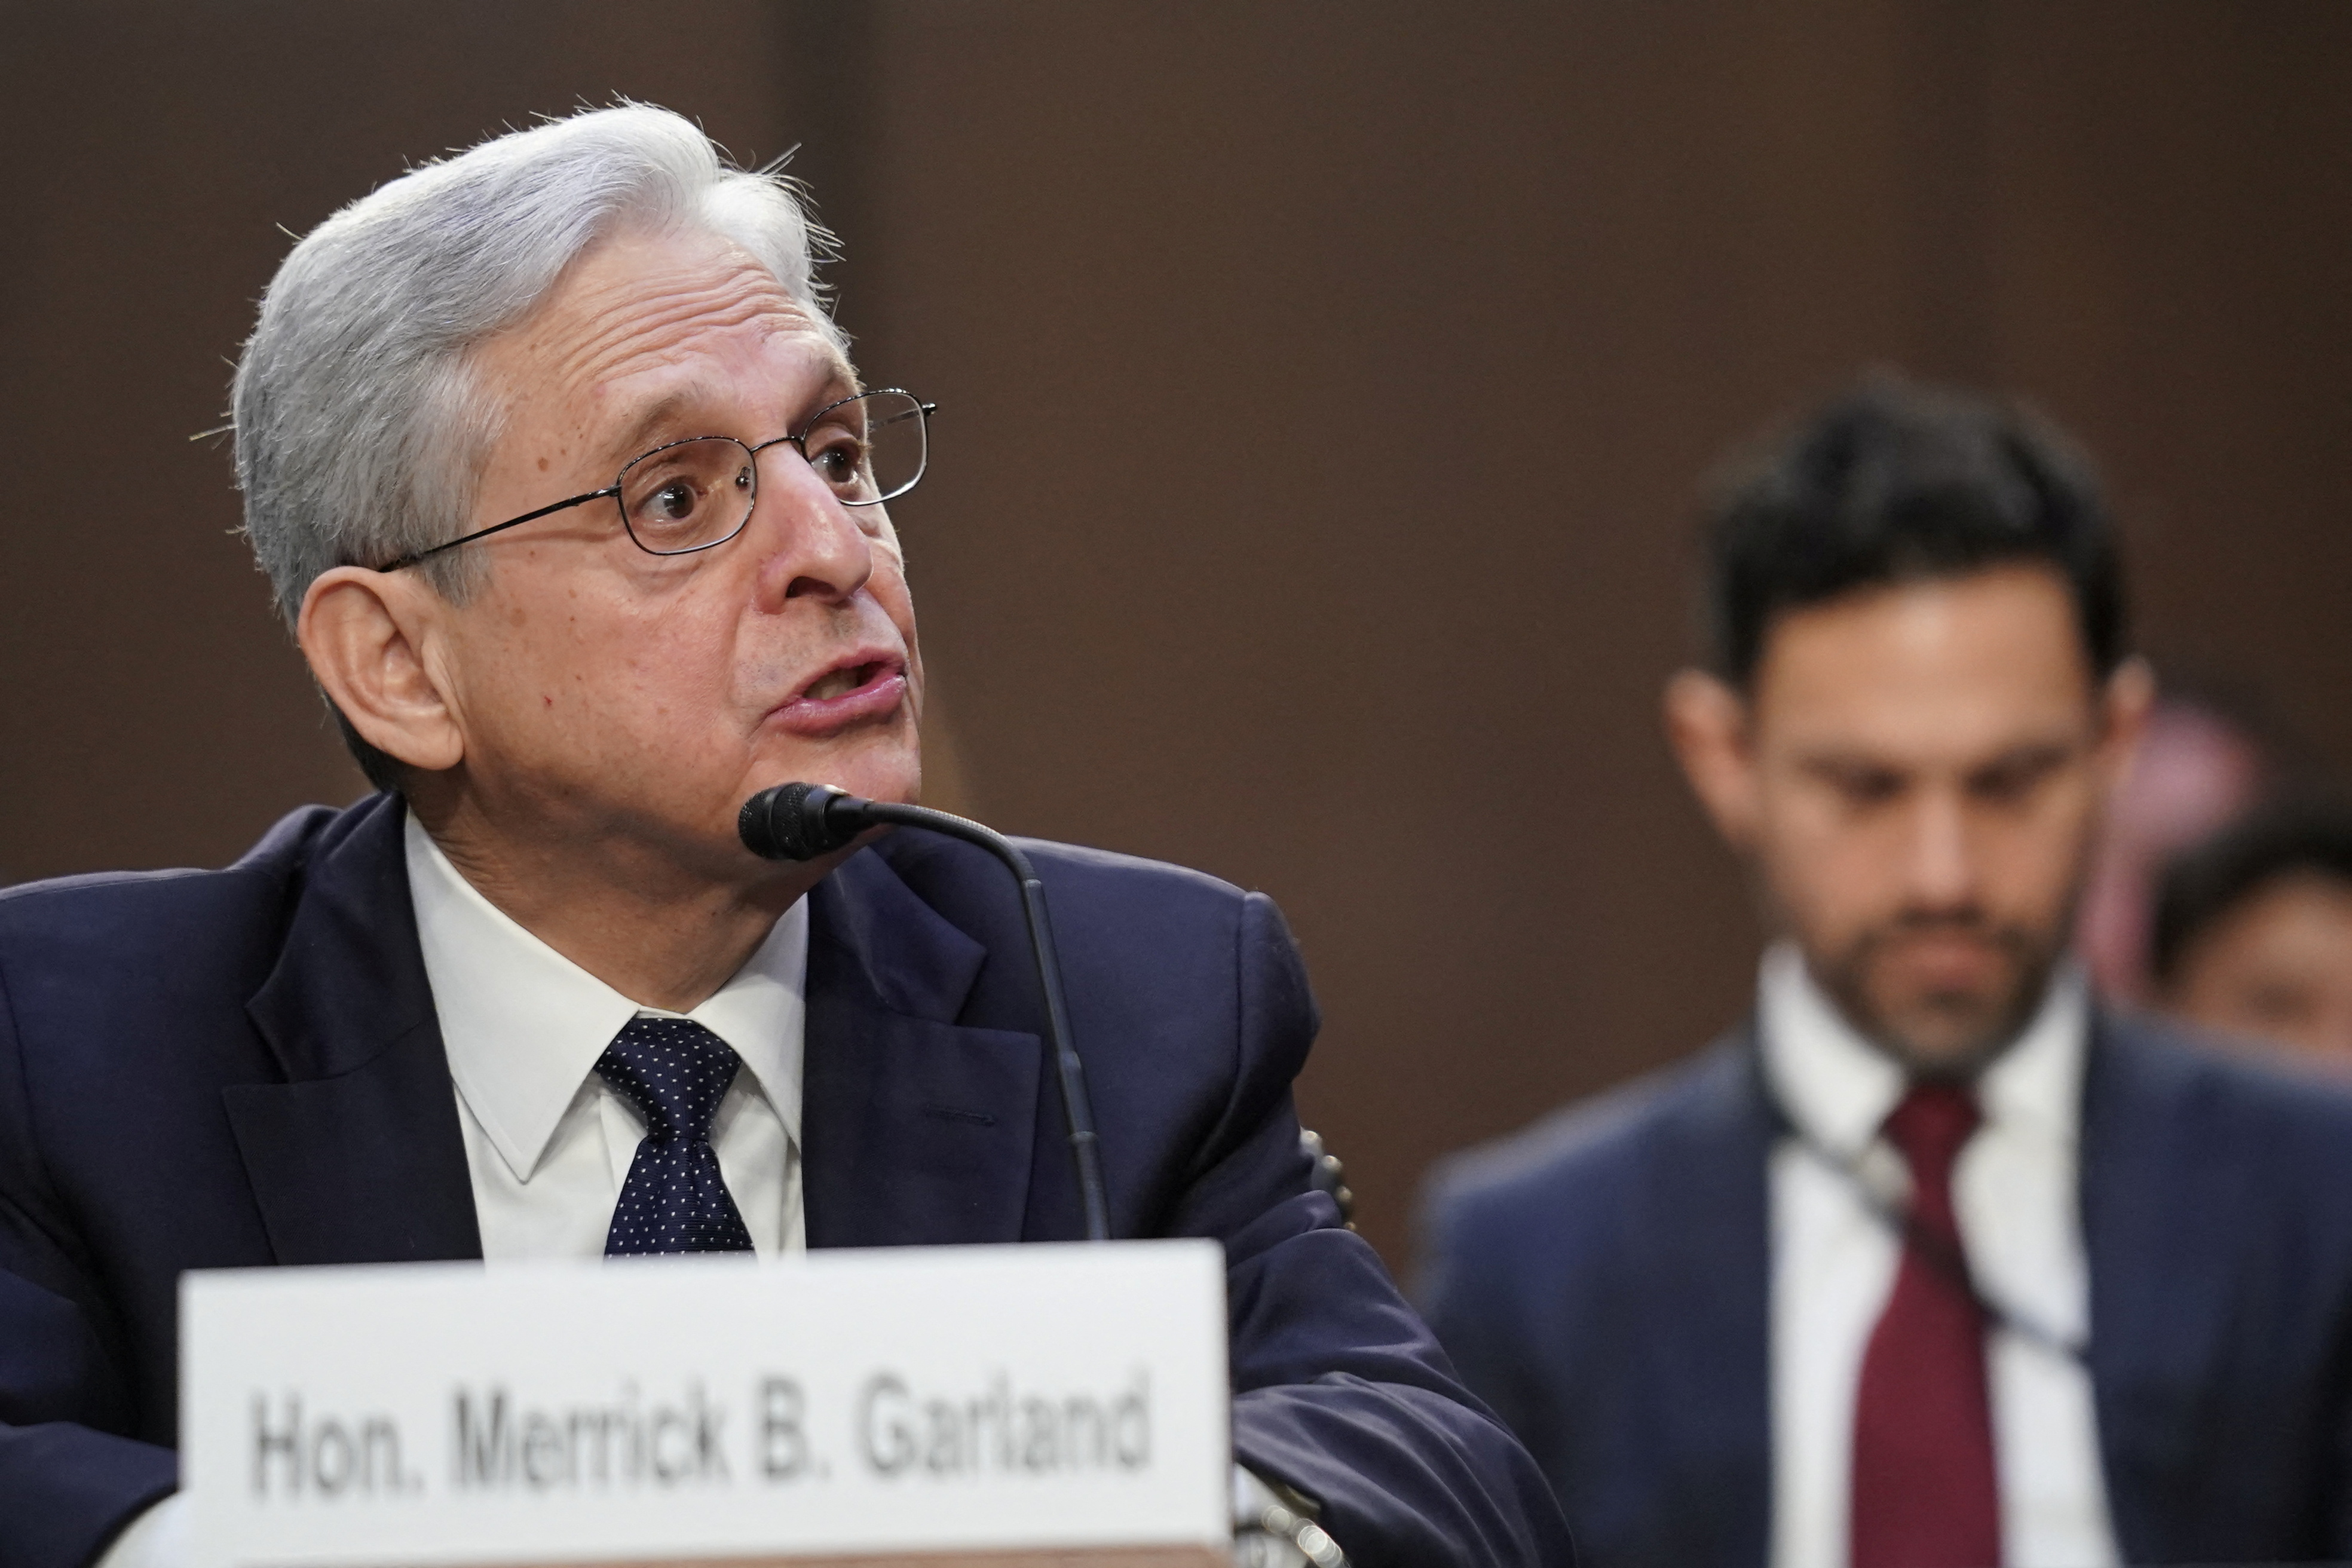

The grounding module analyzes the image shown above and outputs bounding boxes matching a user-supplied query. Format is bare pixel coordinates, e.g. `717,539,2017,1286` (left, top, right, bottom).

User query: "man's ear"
297,567,465,774
1663,667,1762,850
2094,654,2158,788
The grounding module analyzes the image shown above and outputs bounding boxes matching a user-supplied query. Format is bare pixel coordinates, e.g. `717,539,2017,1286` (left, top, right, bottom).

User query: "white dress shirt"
1762,941,2118,1568
405,811,809,1260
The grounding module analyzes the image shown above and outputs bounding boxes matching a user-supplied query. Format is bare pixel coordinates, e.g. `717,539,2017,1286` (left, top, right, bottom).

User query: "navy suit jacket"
0,794,1570,1568
1419,1018,2352,1567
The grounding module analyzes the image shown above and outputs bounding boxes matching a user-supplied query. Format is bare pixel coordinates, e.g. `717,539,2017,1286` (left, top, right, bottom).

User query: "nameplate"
182,1241,1230,1567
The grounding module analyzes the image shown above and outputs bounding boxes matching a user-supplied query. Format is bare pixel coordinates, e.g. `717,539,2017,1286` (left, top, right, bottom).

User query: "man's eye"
1970,755,2065,804
1837,772,1903,805
650,480,700,520
806,433,870,485
1973,771,2032,804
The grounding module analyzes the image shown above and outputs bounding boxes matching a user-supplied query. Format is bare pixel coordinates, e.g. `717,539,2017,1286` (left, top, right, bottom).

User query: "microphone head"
738,782,862,861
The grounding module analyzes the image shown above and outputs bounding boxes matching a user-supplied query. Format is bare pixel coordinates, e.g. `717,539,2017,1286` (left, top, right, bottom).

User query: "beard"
1810,906,2065,1077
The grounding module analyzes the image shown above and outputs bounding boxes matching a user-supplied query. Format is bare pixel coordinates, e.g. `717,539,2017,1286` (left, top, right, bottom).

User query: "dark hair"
1702,374,2126,686
2152,800,2352,985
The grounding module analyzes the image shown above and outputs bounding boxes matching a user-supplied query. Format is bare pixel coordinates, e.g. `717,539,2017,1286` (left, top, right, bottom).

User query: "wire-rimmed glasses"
375,389,935,572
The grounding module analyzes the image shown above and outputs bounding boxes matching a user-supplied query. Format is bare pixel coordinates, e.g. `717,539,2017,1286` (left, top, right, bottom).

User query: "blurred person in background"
2152,799,2352,1070
2074,685,2283,1005
1418,376,2352,1568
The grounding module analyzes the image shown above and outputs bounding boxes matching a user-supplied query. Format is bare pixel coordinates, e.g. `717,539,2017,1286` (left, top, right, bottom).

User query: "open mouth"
803,660,890,702
768,654,909,737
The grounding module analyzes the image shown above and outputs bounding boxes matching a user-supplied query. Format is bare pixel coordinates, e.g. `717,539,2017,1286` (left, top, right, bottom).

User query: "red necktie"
1849,1082,2002,1568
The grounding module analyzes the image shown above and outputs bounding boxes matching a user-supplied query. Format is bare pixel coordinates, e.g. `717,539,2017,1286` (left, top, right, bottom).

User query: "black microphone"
738,783,1112,1244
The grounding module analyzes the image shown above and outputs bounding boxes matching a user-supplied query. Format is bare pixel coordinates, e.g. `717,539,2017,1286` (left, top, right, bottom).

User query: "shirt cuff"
94,1492,189,1568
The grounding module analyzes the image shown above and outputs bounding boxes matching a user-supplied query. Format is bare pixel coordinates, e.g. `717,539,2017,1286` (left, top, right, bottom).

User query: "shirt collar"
1757,939,2088,1154
1978,961,2089,1147
404,810,808,1183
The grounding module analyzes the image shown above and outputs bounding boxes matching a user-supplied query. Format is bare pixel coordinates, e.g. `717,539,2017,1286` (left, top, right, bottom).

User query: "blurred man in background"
2153,799,2352,1071
1419,377,2352,1568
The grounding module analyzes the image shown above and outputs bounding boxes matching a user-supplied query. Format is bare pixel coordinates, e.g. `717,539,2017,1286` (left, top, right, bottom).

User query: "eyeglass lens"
614,390,929,556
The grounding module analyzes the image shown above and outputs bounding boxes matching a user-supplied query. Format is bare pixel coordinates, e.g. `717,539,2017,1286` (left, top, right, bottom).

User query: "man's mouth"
768,654,909,736
805,660,888,701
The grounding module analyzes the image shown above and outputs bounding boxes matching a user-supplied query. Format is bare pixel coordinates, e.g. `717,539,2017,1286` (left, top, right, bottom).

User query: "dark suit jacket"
1418,1016,2352,1567
0,794,1570,1568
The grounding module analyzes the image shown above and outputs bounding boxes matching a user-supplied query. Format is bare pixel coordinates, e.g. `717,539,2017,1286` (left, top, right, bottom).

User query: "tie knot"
595,1016,742,1145
1882,1080,1980,1183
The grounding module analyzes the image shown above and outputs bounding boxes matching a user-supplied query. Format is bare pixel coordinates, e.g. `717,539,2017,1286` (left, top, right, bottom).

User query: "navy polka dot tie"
596,1016,755,1255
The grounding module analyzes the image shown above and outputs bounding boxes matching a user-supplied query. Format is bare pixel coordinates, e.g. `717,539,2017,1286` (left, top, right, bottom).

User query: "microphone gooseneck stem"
739,783,1112,1244
852,800,1111,1244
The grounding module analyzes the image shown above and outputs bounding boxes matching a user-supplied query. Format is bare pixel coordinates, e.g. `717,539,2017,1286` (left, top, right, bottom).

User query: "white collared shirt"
1762,941,2118,1568
405,811,809,1260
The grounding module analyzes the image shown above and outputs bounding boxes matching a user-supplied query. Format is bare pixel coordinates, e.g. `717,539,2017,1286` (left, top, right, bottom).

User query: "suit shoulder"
0,803,347,981
1425,1040,1753,1230
1023,835,1256,916
2102,1010,2352,1159
875,829,1257,931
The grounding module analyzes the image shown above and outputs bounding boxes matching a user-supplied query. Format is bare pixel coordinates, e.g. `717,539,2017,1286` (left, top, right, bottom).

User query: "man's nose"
748,445,877,608
1900,789,1980,911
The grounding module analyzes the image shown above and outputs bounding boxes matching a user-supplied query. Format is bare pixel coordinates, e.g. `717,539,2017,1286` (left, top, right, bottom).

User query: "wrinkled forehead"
476,227,857,465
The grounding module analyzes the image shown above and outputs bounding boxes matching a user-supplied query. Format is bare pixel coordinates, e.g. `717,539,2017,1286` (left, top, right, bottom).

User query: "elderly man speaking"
0,107,1566,1568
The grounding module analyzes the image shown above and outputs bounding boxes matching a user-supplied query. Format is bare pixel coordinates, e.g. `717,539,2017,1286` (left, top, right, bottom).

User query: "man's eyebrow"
1794,748,1906,777
807,361,866,416
1970,739,2078,777
603,390,699,470
599,362,864,470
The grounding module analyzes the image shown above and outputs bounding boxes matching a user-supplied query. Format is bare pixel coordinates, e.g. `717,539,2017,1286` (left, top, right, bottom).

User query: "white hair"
233,104,843,625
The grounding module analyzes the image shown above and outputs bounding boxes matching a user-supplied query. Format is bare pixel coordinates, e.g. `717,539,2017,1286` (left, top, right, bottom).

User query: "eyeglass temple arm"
374,486,621,572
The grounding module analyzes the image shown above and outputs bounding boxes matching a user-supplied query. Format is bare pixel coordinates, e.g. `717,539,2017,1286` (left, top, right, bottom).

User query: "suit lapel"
226,795,483,1266
2080,1013,2249,1561
800,848,1040,1249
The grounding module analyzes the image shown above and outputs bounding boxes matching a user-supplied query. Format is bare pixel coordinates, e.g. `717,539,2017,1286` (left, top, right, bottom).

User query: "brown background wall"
5,1,2348,1267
